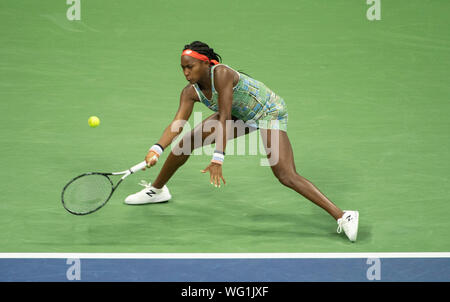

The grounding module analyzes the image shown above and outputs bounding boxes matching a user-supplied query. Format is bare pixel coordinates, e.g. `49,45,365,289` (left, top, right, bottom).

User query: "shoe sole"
352,211,359,242
125,200,169,205
124,195,172,205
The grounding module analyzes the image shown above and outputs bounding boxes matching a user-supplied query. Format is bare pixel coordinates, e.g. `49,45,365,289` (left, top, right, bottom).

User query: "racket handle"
129,161,147,173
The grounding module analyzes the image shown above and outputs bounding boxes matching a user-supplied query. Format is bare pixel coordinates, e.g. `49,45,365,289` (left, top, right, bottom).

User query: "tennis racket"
61,161,148,215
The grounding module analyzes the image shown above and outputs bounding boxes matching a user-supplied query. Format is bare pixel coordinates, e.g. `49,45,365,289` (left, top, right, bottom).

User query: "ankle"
335,210,345,221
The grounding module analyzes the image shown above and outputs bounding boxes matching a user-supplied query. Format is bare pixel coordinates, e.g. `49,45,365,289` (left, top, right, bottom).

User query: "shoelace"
337,214,354,233
336,218,343,234
138,180,152,189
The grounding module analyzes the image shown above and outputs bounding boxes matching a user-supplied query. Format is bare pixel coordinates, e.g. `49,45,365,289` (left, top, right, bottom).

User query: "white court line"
0,253,449,259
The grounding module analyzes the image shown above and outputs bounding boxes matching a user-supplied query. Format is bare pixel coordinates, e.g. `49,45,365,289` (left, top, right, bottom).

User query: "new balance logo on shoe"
125,182,171,205
146,190,156,197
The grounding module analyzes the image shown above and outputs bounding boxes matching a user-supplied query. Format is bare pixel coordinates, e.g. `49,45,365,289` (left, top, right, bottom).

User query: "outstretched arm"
201,66,234,187
145,86,195,167
214,67,234,155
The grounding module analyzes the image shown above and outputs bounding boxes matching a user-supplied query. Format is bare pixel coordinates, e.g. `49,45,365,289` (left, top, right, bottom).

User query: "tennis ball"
88,116,100,128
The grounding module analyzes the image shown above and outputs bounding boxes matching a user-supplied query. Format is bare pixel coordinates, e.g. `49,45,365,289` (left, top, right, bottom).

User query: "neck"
197,67,212,90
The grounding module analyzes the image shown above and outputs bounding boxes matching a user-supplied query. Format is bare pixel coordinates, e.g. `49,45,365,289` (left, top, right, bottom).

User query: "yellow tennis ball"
88,116,100,128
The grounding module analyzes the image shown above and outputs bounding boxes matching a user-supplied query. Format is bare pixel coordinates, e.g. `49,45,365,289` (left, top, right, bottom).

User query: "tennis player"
125,41,359,242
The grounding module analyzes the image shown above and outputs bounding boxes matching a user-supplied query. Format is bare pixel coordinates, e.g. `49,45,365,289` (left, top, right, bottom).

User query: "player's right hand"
142,150,160,170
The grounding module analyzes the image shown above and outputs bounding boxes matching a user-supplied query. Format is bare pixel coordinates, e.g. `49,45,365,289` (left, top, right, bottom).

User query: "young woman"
125,41,359,242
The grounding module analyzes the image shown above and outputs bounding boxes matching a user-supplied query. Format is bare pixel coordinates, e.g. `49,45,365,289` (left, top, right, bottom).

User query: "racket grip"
129,161,147,173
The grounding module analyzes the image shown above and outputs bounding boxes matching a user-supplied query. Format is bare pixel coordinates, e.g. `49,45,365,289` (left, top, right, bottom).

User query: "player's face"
181,56,209,84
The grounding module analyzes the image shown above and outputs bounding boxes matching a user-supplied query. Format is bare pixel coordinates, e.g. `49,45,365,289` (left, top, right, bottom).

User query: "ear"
202,60,210,68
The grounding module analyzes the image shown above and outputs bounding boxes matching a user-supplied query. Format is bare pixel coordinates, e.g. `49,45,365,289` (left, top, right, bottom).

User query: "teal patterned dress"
192,64,288,132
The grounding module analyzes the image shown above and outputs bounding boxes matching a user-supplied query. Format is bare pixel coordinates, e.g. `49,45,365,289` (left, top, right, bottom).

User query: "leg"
152,113,256,189
260,129,344,220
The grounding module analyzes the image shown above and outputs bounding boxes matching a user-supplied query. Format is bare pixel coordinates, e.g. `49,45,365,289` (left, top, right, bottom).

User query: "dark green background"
1,0,449,252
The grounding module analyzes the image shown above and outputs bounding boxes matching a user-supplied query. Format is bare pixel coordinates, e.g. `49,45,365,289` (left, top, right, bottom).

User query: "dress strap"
192,84,202,102
210,64,222,93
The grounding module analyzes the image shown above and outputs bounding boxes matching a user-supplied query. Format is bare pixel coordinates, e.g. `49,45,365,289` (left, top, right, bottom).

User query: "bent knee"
274,170,297,187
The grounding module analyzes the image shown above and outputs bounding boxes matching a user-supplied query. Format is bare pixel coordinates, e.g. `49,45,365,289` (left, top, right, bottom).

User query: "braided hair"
183,41,222,65
183,41,252,77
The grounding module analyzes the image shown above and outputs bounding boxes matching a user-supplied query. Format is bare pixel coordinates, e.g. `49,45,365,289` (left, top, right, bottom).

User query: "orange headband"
182,49,220,65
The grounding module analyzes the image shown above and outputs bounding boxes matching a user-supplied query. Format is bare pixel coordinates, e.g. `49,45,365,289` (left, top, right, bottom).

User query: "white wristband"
211,152,225,165
149,144,164,156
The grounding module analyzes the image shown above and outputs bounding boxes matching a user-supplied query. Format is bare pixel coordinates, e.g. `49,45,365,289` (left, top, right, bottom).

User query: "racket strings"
62,174,113,214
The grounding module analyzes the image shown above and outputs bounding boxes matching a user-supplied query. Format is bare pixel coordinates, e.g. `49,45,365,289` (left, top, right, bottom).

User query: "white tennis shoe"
124,180,171,205
337,210,359,242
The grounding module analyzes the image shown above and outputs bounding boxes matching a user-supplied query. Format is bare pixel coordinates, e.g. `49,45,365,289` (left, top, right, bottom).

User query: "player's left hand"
201,162,226,188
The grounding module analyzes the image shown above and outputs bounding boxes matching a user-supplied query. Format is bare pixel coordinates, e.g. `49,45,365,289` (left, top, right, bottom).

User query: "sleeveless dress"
192,64,288,132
